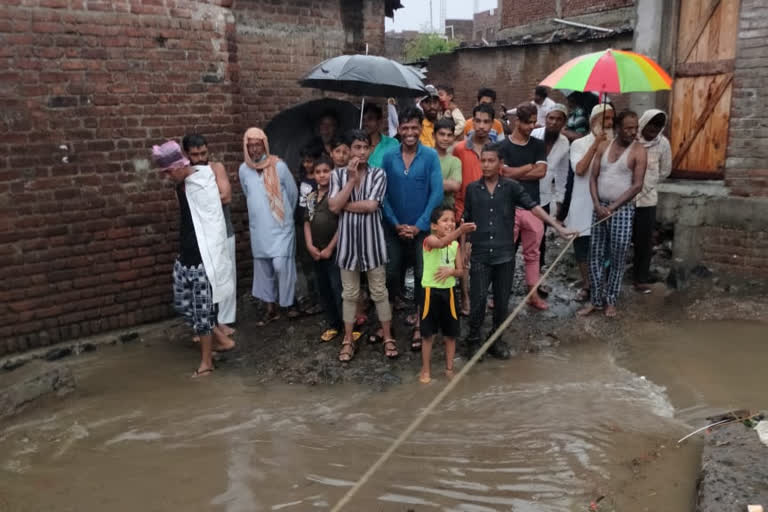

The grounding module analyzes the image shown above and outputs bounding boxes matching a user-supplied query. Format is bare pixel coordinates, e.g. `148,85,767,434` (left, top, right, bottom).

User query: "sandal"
410,328,422,351
255,311,280,327
191,367,214,379
419,371,431,384
286,308,302,319
383,339,399,359
304,304,323,315
368,327,383,345
338,339,356,362
320,328,339,343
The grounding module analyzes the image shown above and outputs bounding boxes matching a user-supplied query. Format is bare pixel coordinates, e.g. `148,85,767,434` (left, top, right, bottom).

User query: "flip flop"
255,313,280,327
320,328,340,342
191,367,214,379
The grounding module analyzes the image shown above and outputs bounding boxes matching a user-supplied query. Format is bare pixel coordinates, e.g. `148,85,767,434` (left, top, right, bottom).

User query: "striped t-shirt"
330,166,388,272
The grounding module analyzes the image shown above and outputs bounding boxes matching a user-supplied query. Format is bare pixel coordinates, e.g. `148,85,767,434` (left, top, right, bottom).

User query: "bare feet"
604,305,617,318
219,324,236,336
419,371,431,384
577,304,602,316
527,292,549,311
213,326,236,351
445,367,455,379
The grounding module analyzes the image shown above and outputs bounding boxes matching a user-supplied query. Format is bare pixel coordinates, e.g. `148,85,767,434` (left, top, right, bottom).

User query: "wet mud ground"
2,236,767,511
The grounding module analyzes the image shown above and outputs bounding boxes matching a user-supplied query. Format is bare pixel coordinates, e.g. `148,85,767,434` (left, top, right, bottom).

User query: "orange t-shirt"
452,139,484,221
464,118,505,139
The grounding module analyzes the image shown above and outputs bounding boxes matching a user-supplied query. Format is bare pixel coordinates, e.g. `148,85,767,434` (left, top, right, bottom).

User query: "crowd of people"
151,83,672,381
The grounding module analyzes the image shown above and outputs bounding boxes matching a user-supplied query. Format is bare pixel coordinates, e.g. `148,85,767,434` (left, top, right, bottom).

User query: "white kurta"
532,127,570,207
238,160,298,259
184,165,235,304
565,134,597,238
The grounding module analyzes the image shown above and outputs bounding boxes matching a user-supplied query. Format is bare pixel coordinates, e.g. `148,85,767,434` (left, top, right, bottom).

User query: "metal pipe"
552,18,613,33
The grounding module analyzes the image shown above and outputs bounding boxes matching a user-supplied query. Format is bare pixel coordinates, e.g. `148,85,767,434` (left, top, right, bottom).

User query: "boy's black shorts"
420,287,459,338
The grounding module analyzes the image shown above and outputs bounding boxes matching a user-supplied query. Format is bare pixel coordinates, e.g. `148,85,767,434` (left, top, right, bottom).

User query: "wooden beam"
675,59,734,77
672,73,733,169
670,169,725,180
679,0,721,64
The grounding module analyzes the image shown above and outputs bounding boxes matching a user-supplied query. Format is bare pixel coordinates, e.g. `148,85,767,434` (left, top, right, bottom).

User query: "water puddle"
0,320,765,511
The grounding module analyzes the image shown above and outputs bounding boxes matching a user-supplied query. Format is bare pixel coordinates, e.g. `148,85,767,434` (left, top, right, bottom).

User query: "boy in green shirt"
434,118,462,209
419,206,476,383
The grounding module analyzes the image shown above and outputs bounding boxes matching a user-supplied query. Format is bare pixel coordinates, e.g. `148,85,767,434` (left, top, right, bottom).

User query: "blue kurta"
239,160,298,259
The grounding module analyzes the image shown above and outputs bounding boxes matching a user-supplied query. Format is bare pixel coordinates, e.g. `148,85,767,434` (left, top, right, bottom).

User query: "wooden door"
670,0,740,178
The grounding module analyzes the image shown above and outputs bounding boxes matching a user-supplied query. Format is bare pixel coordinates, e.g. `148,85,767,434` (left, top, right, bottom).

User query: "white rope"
330,186,645,510
330,233,581,511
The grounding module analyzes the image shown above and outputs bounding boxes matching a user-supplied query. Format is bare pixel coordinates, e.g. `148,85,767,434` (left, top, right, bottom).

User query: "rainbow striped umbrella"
540,49,672,94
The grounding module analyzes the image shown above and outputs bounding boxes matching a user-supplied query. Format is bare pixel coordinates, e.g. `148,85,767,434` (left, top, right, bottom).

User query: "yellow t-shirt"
420,119,435,148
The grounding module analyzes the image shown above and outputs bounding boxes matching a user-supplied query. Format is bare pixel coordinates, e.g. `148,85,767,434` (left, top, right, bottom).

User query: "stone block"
0,361,75,421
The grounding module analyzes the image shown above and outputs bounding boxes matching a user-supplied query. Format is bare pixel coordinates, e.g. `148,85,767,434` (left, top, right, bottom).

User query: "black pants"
312,256,343,330
539,203,550,268
385,226,426,309
633,206,656,284
467,258,515,342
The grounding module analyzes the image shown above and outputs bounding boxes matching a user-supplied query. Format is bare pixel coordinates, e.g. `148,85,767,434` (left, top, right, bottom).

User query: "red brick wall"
699,227,768,276
561,0,634,18
426,33,633,119
473,9,500,41
501,0,556,29
725,0,768,197
0,0,385,356
500,0,634,30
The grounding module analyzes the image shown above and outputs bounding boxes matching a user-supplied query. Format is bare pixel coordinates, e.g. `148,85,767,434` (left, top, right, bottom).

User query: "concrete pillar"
631,0,677,114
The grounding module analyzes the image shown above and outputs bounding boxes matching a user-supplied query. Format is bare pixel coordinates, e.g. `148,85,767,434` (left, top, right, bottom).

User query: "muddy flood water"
0,319,765,512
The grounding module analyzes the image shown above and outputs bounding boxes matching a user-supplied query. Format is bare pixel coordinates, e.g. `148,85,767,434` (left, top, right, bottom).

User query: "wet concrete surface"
696,421,768,512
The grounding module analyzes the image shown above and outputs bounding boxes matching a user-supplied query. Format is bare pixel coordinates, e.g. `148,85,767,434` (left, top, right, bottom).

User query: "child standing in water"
419,207,476,383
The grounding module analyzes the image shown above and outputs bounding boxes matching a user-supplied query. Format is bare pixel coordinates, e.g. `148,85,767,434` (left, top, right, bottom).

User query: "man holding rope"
462,143,578,359
578,111,647,318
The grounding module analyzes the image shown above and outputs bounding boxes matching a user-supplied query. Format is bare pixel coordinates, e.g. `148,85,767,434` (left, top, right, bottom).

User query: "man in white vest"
152,140,235,378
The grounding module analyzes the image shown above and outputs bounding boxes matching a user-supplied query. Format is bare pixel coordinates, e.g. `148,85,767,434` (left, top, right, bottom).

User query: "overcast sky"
386,0,499,32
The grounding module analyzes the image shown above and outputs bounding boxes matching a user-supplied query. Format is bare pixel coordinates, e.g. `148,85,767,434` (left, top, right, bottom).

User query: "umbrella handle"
360,97,366,130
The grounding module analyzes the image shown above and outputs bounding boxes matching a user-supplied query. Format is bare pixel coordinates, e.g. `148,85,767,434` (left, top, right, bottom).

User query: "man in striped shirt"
329,130,397,362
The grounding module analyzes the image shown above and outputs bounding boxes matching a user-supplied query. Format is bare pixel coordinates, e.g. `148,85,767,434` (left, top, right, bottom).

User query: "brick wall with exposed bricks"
0,0,384,356
725,0,768,197
426,33,633,121
699,226,768,276
500,0,634,30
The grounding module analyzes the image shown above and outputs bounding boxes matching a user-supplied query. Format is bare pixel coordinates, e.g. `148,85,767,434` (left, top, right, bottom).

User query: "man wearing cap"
531,104,570,267
152,140,235,378
419,85,442,148
565,104,614,303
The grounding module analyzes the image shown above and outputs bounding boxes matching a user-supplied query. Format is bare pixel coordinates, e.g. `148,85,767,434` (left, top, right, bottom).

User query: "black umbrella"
300,54,427,98
265,98,360,174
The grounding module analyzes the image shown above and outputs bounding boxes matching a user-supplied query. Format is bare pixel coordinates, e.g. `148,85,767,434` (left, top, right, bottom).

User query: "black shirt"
462,177,537,264
498,136,547,205
176,185,203,266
